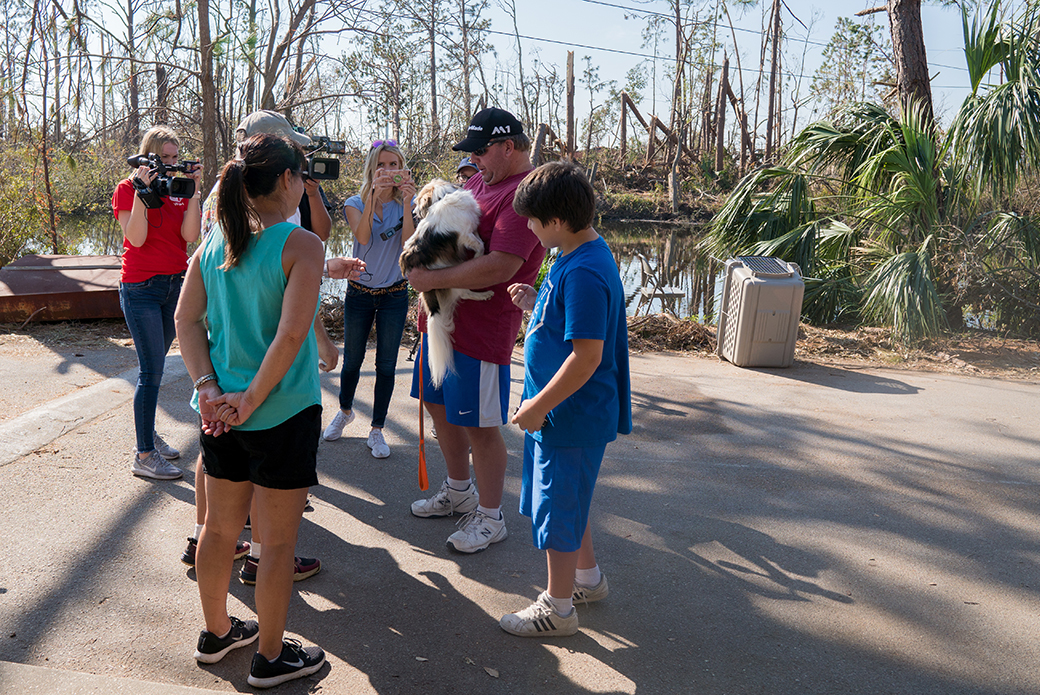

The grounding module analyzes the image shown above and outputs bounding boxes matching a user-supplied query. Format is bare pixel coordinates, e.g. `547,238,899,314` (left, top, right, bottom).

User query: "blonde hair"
359,142,407,204
138,126,180,156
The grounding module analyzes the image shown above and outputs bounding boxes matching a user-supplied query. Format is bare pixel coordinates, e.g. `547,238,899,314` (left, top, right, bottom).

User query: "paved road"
1,344,1038,694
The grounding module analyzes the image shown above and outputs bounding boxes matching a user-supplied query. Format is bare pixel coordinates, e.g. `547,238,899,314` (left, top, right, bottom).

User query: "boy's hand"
508,283,536,312
511,399,549,435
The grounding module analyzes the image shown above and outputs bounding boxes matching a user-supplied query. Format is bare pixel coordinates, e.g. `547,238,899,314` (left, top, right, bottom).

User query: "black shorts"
200,405,321,490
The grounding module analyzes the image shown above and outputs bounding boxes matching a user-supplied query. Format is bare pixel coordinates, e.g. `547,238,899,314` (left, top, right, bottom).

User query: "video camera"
304,135,346,180
126,153,198,208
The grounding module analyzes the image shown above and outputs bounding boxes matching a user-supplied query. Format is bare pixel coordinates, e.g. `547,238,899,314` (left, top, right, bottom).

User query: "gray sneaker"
132,449,183,480
572,574,609,605
410,480,478,518
152,431,180,460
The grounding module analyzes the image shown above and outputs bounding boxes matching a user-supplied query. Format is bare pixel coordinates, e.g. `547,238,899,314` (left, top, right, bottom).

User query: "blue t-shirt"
523,236,632,448
344,195,407,288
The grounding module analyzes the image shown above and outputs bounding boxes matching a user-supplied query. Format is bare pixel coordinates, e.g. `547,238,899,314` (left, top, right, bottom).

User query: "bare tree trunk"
887,0,934,129
764,0,781,162
619,92,627,165
566,51,574,158
668,0,682,136
198,0,218,198
125,0,139,144
429,4,440,146
245,0,257,114
459,0,471,118
155,64,168,123
715,55,728,172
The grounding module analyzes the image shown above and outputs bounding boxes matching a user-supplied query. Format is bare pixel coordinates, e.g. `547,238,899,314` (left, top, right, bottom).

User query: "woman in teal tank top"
174,134,329,687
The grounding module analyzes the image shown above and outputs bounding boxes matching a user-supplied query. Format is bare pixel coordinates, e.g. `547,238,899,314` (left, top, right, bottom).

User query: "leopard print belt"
348,279,409,295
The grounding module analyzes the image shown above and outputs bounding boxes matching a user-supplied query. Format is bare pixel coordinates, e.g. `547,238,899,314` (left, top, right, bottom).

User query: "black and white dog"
400,178,491,387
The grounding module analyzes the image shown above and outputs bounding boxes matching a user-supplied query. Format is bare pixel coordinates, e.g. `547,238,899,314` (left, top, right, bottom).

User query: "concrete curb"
0,660,225,694
0,355,187,467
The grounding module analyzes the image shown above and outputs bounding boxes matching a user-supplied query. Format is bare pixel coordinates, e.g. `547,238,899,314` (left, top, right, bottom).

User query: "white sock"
575,565,602,587
477,505,501,520
547,594,574,615
250,542,261,559
193,524,204,540
447,477,472,491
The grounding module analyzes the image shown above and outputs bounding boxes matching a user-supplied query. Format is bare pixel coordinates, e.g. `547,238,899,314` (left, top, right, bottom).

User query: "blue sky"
482,0,976,131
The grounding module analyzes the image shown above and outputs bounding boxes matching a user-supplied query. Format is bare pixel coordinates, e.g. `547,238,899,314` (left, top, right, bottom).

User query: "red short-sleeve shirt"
418,170,545,365
112,179,190,283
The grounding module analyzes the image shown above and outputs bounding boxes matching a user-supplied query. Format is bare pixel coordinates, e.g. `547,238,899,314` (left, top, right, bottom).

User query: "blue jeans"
338,283,409,428
119,272,183,453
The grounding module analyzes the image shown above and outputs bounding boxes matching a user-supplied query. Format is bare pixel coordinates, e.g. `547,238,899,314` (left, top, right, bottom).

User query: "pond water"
68,215,721,320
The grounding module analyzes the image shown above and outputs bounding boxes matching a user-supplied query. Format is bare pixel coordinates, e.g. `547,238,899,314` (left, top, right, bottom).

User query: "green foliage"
810,17,894,119
703,0,1040,343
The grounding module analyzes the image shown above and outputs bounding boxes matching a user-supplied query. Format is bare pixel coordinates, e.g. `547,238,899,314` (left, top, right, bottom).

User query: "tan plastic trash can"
716,256,804,368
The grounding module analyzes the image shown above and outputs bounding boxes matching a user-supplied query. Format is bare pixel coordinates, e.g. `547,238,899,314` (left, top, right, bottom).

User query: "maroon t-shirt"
112,179,190,283
418,169,545,365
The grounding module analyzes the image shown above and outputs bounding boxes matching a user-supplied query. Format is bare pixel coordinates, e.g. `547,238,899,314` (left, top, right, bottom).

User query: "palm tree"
704,0,1040,343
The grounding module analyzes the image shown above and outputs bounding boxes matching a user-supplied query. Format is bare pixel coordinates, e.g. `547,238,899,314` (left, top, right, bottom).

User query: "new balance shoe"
131,449,183,480
573,574,609,604
446,509,507,553
367,429,390,458
193,616,259,663
247,638,325,688
500,591,579,637
322,410,355,441
152,431,180,460
240,555,321,585
410,480,478,518
180,537,251,567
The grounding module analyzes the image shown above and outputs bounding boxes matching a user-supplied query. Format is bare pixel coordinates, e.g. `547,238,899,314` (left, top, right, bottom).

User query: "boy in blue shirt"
503,161,632,637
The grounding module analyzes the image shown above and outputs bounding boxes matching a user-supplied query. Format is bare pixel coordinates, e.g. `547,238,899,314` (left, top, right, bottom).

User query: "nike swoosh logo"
284,657,305,668
459,410,473,415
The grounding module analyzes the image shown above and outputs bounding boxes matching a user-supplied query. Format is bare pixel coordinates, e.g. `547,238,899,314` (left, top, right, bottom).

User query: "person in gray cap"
405,107,546,553
456,156,477,183
201,110,332,242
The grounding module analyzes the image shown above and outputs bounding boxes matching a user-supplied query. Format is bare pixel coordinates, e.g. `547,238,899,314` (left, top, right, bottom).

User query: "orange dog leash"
417,334,429,491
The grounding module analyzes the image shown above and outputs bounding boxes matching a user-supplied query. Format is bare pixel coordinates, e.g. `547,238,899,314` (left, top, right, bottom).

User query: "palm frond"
861,236,947,344
801,266,862,326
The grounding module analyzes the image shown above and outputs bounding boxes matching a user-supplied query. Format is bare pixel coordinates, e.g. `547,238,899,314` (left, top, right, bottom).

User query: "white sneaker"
500,591,579,637
367,429,390,458
410,480,478,518
446,509,507,553
322,410,354,441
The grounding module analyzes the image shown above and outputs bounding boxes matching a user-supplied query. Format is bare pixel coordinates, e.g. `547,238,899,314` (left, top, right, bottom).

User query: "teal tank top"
191,221,320,431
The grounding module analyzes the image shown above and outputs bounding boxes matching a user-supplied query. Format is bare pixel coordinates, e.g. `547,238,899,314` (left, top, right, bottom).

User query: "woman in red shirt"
112,125,202,480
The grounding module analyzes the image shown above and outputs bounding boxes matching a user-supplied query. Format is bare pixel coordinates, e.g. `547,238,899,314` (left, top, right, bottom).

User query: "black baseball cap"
453,108,524,152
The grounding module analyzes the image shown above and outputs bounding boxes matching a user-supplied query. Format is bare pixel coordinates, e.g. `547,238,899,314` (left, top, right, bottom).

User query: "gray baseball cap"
235,110,312,146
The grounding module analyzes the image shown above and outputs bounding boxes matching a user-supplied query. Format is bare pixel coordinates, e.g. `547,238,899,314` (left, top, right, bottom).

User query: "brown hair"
513,161,595,232
216,134,305,269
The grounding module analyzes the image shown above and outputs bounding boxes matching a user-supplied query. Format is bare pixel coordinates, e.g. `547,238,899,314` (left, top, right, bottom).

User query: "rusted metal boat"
0,254,123,323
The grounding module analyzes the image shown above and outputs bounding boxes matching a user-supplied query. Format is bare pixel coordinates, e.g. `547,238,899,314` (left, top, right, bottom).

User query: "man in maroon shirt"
407,108,546,553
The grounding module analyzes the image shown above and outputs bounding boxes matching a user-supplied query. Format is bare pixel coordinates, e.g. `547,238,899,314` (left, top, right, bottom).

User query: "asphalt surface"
1,341,1039,694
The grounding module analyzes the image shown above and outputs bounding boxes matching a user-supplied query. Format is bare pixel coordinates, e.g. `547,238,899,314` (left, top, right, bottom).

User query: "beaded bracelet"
193,373,217,390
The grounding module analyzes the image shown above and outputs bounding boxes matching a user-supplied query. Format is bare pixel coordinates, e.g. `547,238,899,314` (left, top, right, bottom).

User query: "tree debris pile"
627,314,715,354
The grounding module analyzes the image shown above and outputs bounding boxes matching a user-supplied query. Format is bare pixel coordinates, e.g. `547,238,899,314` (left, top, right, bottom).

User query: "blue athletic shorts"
519,435,606,552
410,333,510,428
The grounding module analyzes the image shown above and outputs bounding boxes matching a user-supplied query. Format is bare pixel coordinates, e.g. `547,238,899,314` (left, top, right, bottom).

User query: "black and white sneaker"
247,638,326,688
193,616,259,664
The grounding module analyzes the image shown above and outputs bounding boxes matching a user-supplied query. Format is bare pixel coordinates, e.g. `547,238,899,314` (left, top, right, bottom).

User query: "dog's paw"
460,289,494,302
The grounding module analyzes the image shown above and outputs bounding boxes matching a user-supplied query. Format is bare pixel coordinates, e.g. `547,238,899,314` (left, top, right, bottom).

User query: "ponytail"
214,133,306,270
216,159,258,269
